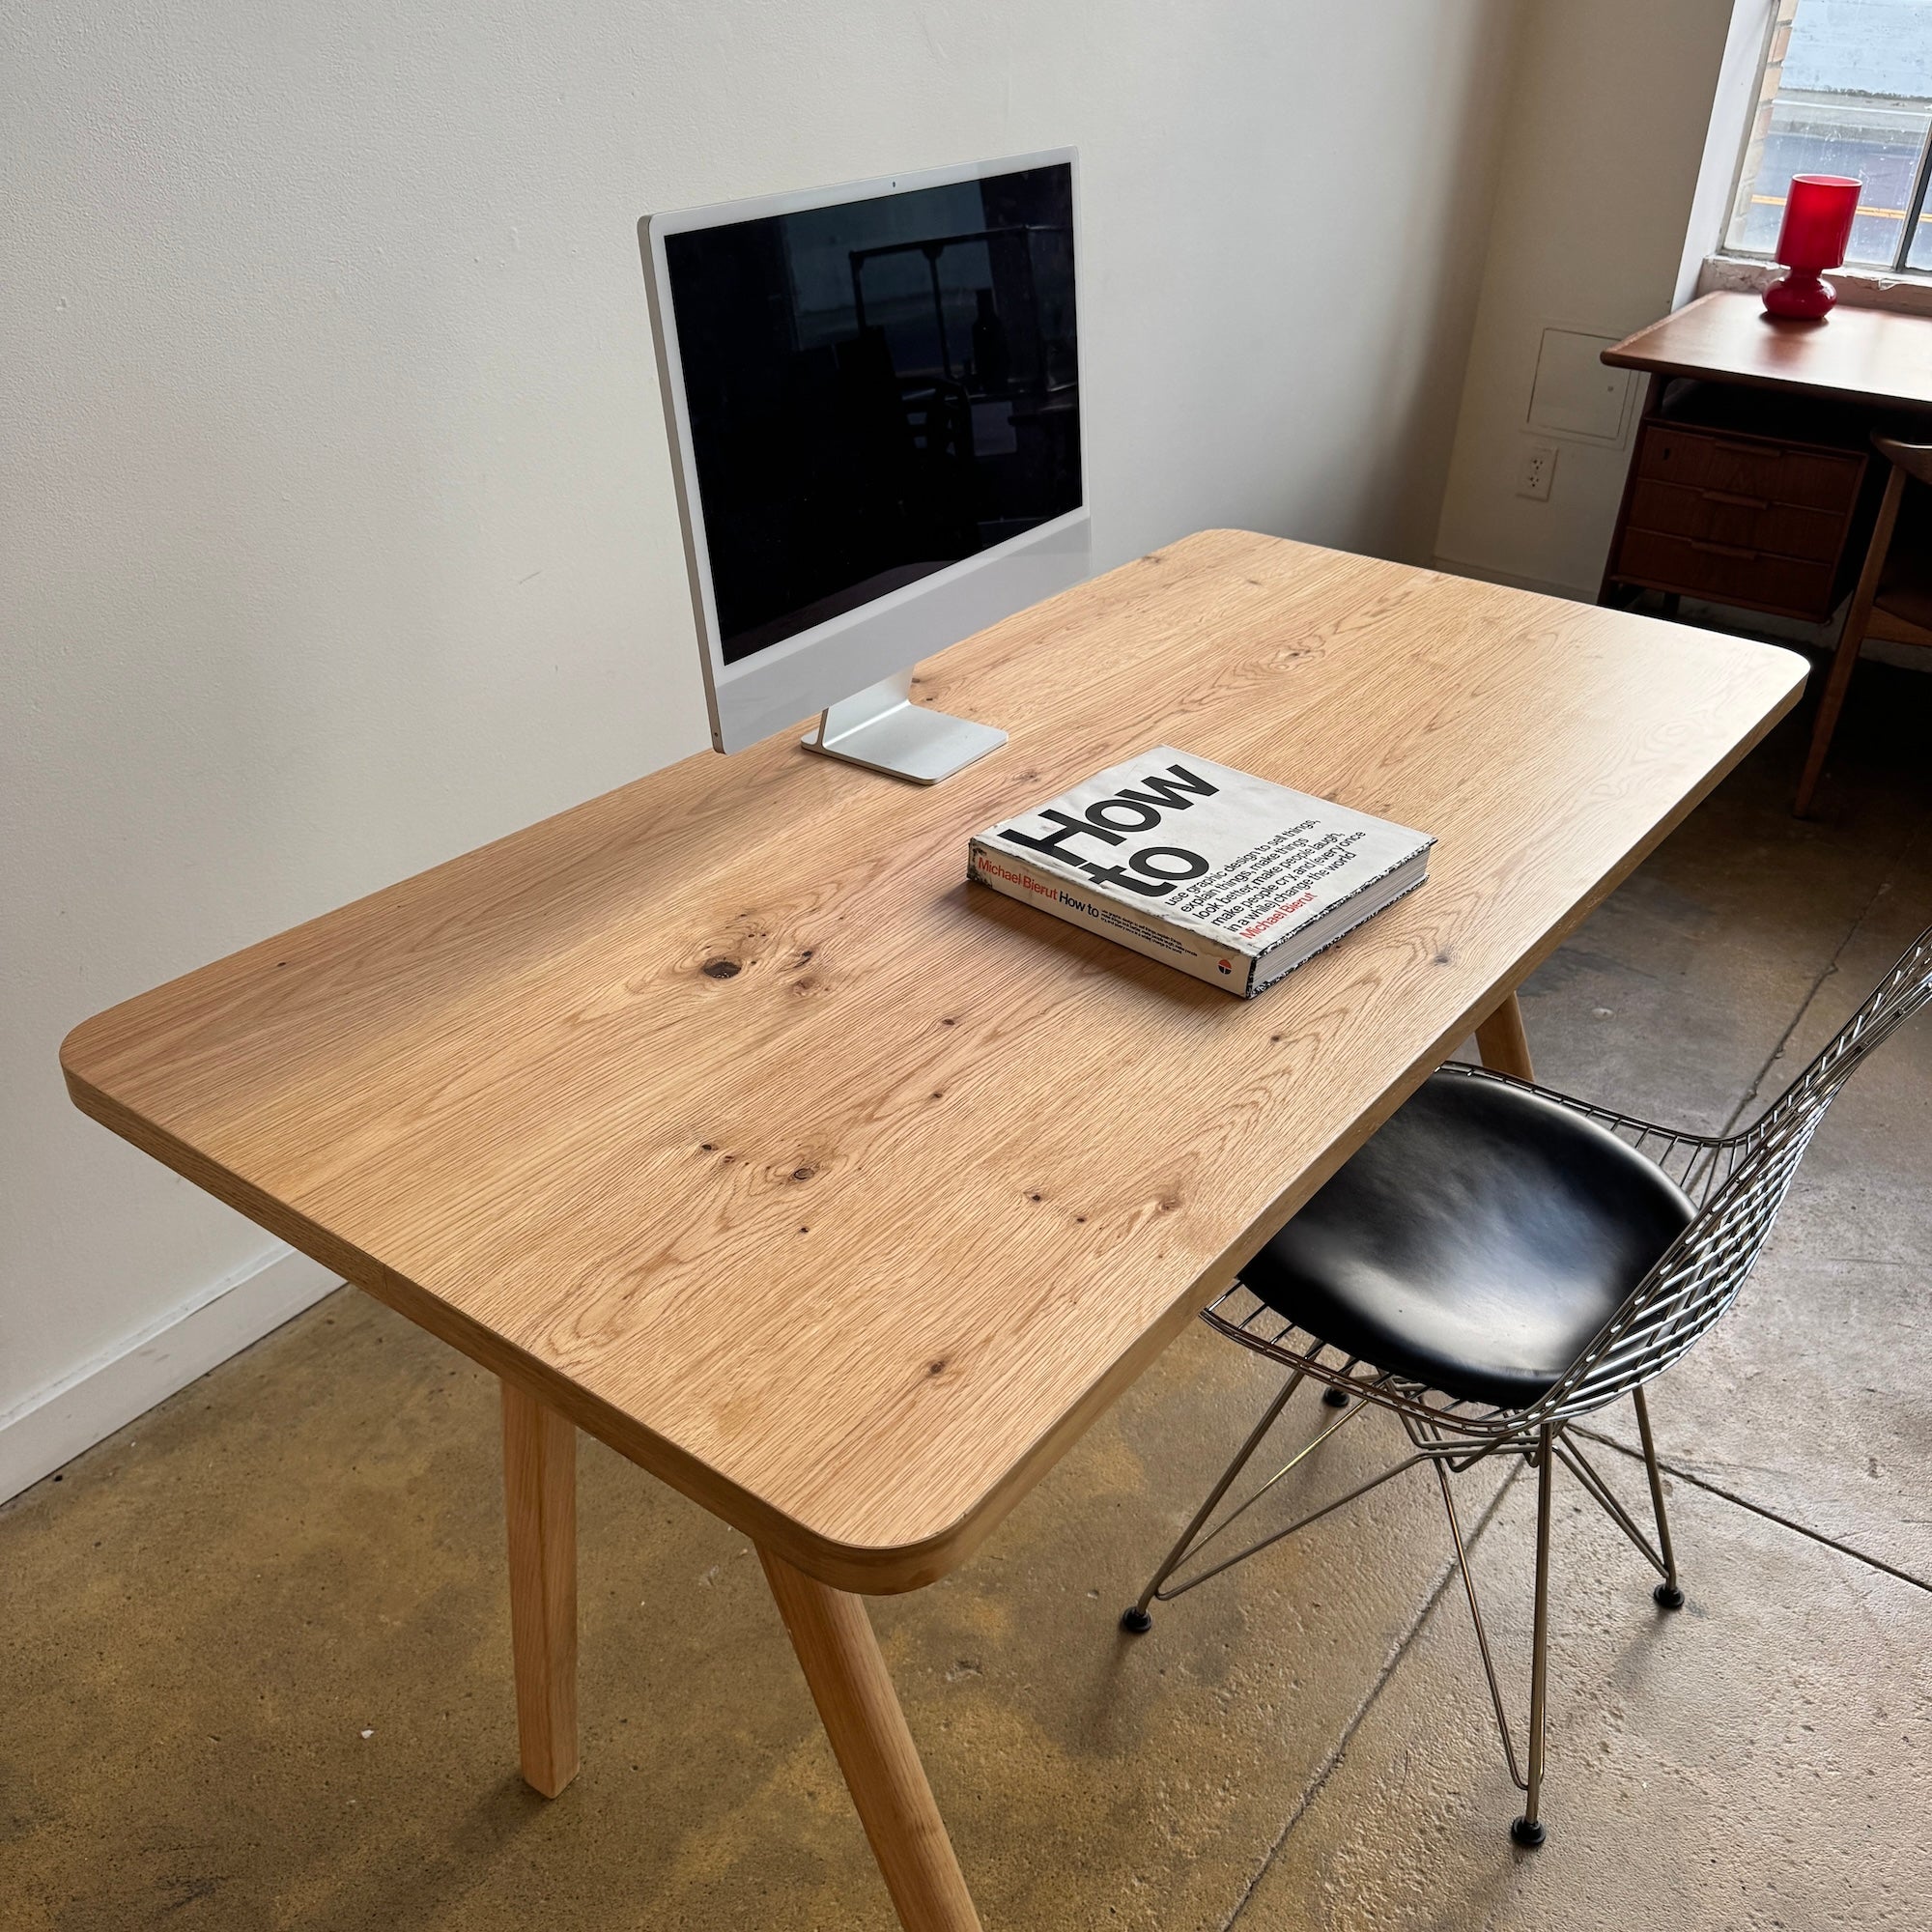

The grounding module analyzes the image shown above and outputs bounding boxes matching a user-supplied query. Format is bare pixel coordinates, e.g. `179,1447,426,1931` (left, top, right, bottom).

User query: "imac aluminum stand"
802,670,1006,784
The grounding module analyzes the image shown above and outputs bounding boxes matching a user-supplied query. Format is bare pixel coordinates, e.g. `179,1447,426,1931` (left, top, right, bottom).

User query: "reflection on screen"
666,163,1080,665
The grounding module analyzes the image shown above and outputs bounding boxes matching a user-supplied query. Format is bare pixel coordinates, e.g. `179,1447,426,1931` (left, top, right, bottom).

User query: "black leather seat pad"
1239,1072,1694,1408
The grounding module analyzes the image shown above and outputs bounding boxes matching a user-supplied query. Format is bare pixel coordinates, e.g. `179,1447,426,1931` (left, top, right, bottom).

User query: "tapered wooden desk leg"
1795,465,1903,818
1475,989,1536,1082
759,1548,982,1932
501,1379,579,1798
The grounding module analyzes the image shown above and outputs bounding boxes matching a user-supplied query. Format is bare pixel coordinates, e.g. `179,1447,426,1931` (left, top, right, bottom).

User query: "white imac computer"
641,150,1090,782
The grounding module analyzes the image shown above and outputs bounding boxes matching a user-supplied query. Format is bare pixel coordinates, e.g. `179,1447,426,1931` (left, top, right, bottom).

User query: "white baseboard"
0,1246,340,1506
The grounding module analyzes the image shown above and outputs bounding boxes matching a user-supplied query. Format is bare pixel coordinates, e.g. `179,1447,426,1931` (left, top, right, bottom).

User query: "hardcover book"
968,748,1434,998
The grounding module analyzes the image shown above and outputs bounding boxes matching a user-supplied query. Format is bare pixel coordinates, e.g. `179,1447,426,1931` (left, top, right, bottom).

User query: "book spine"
1249,869,1430,994
967,841,1251,995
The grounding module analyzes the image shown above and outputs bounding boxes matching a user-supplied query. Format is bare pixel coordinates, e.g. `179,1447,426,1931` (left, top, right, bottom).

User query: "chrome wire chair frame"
1123,925,1932,1847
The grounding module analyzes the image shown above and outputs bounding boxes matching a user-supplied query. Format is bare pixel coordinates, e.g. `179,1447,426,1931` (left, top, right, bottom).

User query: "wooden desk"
1599,291,1932,622
61,530,1804,1929
1604,290,1932,412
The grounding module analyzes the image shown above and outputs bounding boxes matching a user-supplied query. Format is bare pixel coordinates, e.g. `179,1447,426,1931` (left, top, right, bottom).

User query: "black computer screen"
664,162,1080,666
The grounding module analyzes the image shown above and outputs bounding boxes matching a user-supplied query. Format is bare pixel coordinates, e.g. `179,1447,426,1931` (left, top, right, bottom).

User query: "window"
1727,0,1932,275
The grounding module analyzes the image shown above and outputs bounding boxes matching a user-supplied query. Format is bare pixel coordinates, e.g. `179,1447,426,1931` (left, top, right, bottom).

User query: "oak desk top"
1603,289,1932,412
61,531,1805,1593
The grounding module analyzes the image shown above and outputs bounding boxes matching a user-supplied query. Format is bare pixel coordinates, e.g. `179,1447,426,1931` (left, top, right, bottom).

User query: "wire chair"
1121,924,1932,1846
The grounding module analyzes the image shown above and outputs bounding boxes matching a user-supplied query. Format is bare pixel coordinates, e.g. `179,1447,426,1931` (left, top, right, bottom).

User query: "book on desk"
970,748,1434,997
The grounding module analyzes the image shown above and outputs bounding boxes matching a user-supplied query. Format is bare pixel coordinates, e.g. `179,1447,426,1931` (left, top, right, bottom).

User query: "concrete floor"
6,661,1929,1931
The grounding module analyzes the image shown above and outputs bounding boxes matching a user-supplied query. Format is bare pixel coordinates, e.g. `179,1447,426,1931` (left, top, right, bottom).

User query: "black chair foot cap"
1653,1581,1686,1609
1119,1605,1153,1634
1321,1387,1350,1408
1510,1816,1547,1849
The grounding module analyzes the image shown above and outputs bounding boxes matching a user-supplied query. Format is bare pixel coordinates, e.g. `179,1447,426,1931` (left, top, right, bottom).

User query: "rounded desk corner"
769,1523,970,1600
1762,639,1816,694
60,982,163,1092
58,1015,116,1110
58,1013,99,1078
763,1488,1015,1599
1727,635,1815,721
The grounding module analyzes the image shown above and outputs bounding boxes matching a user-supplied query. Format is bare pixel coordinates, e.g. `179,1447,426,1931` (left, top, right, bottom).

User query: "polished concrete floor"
6,659,1930,1931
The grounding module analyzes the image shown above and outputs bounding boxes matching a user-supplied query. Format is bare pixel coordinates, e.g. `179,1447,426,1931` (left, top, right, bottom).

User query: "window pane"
1728,0,1932,270
1914,163,1932,270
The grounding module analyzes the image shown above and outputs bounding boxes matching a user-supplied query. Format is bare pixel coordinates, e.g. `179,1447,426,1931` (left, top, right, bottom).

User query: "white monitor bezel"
642,148,1088,753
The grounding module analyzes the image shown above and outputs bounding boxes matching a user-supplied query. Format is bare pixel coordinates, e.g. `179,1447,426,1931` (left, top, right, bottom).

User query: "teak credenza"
1599,291,1932,623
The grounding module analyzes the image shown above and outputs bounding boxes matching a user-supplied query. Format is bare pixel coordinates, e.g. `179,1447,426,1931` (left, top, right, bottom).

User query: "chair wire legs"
1124,1373,1693,1846
1120,1371,1306,1631
1121,1372,1428,1629
1632,1387,1684,1608
1434,1456,1525,1791
1512,1427,1555,1848
1436,1426,1552,1845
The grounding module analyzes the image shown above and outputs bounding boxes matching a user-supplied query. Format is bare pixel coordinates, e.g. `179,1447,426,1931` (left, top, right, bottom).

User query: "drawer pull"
1701,489,1769,510
1713,440,1780,461
1690,539,1759,560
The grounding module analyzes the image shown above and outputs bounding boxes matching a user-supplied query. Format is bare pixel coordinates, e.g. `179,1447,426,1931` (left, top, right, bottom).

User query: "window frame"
1723,0,1932,278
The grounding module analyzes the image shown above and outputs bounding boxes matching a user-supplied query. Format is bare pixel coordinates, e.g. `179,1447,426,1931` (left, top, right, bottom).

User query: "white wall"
1431,0,1751,596
3,0,1523,1497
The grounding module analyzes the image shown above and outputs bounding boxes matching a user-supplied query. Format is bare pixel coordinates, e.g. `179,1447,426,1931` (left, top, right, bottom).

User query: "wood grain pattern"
760,1548,980,1931
1602,291,1932,412
1474,990,1536,1082
502,1380,578,1797
61,530,1805,1591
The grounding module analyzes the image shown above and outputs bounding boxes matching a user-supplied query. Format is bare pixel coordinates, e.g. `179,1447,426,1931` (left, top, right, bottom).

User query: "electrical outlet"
1518,444,1557,501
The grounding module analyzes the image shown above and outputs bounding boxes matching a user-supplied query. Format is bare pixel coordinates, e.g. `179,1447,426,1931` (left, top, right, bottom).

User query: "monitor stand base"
802,671,1007,784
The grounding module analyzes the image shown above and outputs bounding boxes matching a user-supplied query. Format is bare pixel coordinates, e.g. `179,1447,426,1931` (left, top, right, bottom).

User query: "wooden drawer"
1627,478,1845,561
1635,422,1862,512
1616,528,1837,619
